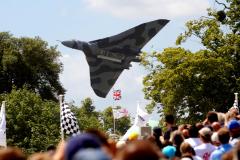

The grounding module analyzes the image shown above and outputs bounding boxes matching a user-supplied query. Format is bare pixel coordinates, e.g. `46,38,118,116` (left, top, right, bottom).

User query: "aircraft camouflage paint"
61,19,169,98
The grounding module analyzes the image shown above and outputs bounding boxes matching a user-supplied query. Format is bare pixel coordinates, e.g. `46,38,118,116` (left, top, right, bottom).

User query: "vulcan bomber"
61,19,169,98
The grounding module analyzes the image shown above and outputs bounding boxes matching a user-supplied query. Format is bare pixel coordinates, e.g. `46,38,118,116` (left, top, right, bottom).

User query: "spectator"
46,144,56,157
194,127,216,160
211,132,220,147
0,147,26,160
182,129,190,139
205,112,218,125
28,153,51,160
86,129,117,158
210,127,232,160
152,127,163,149
164,114,178,142
217,112,226,126
65,133,102,160
228,106,239,116
115,140,160,160
170,130,184,158
211,122,221,132
227,119,240,146
225,111,236,126
184,125,202,148
162,145,176,160
180,142,201,160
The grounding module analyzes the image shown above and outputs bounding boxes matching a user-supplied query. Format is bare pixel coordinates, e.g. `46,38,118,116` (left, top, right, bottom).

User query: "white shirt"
229,137,240,146
184,138,202,148
194,143,216,160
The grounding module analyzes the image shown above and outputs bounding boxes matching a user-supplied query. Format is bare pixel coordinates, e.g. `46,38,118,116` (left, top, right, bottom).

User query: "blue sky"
0,0,217,117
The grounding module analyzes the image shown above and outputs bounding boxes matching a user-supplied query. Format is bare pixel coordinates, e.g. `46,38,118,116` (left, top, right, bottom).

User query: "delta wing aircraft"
61,19,169,98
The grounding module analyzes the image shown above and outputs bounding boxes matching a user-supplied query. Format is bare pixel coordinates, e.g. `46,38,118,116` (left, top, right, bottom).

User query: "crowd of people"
1,106,240,160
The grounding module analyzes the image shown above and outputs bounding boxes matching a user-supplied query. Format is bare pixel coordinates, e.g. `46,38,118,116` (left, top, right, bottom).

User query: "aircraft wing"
89,19,169,53
85,56,124,98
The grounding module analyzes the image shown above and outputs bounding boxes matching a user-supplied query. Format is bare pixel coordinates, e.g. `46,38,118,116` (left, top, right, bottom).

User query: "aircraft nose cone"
62,40,75,48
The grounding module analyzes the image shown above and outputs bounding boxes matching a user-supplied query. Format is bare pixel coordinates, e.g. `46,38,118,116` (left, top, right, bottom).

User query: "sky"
0,0,218,118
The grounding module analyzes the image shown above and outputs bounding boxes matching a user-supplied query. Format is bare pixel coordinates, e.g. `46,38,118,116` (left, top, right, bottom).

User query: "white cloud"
84,0,210,19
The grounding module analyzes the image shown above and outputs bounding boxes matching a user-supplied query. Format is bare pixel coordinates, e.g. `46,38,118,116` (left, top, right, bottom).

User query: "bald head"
211,122,221,132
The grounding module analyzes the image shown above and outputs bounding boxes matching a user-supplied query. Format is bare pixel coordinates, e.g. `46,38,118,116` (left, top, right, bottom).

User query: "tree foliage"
101,106,131,135
0,87,60,153
0,32,64,100
142,0,240,123
72,98,103,131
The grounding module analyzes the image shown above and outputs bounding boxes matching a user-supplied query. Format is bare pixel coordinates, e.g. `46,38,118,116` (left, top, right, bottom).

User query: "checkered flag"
60,100,80,136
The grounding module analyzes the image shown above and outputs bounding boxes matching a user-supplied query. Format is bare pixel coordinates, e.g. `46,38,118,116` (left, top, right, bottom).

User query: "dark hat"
65,133,101,160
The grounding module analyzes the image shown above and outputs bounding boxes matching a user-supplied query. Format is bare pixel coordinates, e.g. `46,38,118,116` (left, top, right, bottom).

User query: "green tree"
0,87,60,153
72,98,103,131
101,106,131,135
142,0,240,123
0,32,64,100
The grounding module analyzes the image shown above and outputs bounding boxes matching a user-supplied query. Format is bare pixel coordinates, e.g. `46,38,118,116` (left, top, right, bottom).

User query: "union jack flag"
113,90,121,100
113,108,129,119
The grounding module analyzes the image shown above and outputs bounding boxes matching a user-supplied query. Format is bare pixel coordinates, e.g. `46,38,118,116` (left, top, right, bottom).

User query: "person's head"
225,111,236,126
180,142,195,156
199,127,212,143
207,111,218,124
165,114,175,125
227,120,240,137
85,129,108,146
228,106,239,116
178,124,188,131
28,153,51,160
86,129,116,157
218,127,230,145
195,123,204,131
211,132,221,146
0,147,26,160
170,130,184,146
153,127,162,137
182,129,189,139
46,144,56,157
162,145,176,159
211,122,221,132
65,133,101,160
188,125,199,138
115,140,159,160
217,112,226,125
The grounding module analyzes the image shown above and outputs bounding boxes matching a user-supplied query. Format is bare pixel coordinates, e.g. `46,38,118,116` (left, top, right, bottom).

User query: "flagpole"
112,88,116,134
59,95,64,141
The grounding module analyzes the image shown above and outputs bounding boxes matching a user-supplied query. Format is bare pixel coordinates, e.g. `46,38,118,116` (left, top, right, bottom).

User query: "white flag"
0,101,6,147
134,103,150,127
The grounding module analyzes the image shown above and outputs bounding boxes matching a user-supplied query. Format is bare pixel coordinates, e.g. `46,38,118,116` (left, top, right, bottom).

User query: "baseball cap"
227,120,240,130
199,127,212,137
162,146,176,159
